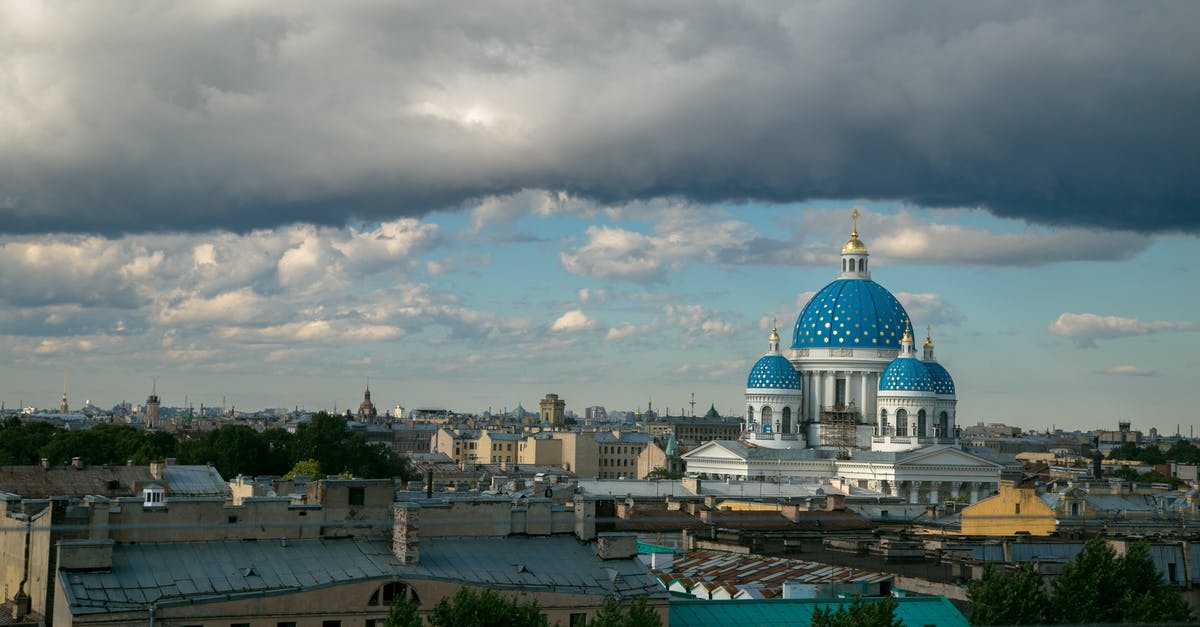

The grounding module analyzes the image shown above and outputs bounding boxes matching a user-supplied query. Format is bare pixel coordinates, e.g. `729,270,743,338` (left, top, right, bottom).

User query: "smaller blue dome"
879,357,934,393
747,355,802,390
923,361,956,395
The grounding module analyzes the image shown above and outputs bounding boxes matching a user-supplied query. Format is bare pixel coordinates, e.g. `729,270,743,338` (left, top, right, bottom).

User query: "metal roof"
670,597,968,627
62,535,661,614
160,465,230,497
656,550,892,598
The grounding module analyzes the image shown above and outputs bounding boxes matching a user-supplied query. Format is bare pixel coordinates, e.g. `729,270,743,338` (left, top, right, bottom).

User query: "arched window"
842,259,847,272
917,409,927,437
747,406,754,423
879,409,888,435
782,407,792,433
939,411,950,438
369,582,419,606
858,258,865,272
896,409,908,435
761,406,773,422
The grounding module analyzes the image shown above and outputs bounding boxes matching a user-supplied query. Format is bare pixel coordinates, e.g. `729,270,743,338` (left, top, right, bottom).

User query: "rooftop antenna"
690,392,696,417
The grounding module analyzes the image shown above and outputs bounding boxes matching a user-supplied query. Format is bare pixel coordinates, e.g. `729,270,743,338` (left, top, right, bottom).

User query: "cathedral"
682,211,1010,504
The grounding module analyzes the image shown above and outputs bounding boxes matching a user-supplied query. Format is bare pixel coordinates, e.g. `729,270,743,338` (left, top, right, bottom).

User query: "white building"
684,211,1009,504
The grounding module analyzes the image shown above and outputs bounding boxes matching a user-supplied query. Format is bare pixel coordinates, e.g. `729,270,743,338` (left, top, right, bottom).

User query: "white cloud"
1049,313,1200,348
664,304,734,340
155,288,269,326
894,292,966,328
468,189,595,233
550,309,595,332
856,210,1151,266
1101,365,1157,377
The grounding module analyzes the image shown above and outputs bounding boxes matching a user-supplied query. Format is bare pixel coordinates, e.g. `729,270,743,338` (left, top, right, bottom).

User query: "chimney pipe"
41,458,49,470
71,456,82,470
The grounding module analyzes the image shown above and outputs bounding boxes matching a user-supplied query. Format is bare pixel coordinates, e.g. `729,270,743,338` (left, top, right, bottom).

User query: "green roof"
637,541,676,554
670,597,968,627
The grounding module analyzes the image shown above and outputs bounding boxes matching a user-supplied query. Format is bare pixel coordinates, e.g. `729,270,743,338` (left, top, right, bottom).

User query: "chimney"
596,532,637,560
71,457,82,470
41,458,49,470
393,503,420,564
149,460,164,480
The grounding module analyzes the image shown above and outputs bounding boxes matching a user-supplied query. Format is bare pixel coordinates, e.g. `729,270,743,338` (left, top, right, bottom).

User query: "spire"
768,317,780,353
841,208,868,254
60,369,68,413
838,208,870,279
923,325,936,361
899,319,915,357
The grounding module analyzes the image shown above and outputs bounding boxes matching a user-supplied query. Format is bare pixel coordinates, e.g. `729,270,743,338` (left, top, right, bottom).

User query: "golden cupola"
839,208,871,279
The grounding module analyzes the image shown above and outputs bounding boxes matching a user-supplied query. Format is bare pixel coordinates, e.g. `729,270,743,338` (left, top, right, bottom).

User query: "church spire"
767,317,780,354
923,325,936,361
838,208,871,279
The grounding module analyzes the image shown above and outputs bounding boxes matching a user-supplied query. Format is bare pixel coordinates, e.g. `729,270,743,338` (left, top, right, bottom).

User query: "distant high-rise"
146,380,161,429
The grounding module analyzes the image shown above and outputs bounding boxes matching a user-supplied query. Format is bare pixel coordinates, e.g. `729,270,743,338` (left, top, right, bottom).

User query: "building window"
278,622,297,627
323,621,341,627
1015,504,1021,515
569,612,587,626
231,623,250,627
349,487,365,506
369,582,419,607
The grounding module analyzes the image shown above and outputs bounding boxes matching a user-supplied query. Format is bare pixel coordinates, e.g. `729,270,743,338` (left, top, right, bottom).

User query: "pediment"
900,445,1004,469
681,440,749,462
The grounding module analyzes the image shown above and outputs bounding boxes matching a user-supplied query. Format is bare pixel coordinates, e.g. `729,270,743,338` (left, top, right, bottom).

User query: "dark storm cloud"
1,1,1196,234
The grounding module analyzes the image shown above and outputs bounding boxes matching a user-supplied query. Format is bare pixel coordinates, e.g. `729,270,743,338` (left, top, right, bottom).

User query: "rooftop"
670,597,968,627
62,535,662,614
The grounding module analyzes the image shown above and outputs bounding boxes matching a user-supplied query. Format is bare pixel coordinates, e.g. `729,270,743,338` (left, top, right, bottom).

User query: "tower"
59,370,69,413
539,393,566,427
357,382,378,422
146,379,161,429
743,320,804,448
789,209,909,449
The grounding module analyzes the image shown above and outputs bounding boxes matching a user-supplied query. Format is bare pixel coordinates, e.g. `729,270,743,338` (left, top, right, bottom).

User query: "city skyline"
0,3,1196,433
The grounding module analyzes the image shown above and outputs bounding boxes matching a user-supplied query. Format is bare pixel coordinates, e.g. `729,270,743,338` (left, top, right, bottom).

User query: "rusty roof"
654,550,892,597
0,465,150,499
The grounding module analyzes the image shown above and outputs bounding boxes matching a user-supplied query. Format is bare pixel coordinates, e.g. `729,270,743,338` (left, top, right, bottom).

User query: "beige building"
433,428,666,480
539,393,566,427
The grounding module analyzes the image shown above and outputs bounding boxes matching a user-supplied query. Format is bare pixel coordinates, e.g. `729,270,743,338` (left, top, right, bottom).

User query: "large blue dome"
879,357,934,393
747,354,802,390
923,361,956,395
792,279,910,349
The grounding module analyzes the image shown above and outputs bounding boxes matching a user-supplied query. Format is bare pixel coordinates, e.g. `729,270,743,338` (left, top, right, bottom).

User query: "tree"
968,562,1049,626
283,459,322,480
384,594,422,627
810,596,902,627
645,466,684,480
587,597,662,627
1052,537,1192,625
428,587,547,627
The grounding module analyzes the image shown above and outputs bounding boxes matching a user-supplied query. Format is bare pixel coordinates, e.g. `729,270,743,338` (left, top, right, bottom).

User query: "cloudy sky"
0,1,1196,432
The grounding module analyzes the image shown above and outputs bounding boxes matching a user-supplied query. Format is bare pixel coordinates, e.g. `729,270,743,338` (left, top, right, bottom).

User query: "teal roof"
670,597,968,627
637,541,676,554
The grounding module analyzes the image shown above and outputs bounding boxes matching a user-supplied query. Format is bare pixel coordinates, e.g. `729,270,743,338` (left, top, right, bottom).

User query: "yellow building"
960,483,1056,536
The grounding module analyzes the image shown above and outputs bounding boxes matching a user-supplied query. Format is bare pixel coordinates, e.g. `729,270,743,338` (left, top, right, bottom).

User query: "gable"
899,446,1004,469
681,440,749,462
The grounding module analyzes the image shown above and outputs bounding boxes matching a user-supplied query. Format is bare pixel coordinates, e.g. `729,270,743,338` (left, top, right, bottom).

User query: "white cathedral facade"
682,212,1008,504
